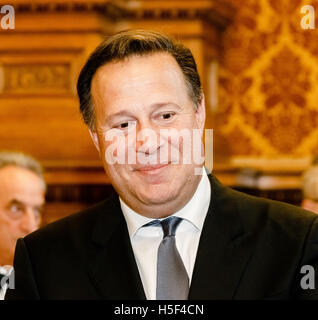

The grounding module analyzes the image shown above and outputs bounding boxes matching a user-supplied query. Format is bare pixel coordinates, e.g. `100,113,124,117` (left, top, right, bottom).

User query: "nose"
19,208,39,235
135,120,162,155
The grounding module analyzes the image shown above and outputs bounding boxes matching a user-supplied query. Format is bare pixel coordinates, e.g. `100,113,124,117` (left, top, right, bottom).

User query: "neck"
0,258,13,267
122,171,203,219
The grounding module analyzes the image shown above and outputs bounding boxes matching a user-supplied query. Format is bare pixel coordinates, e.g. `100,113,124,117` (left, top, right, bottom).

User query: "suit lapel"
87,196,146,299
86,174,256,300
189,175,255,299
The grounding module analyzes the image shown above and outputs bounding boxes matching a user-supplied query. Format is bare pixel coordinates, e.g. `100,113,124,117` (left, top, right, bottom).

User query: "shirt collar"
0,265,12,275
120,167,211,238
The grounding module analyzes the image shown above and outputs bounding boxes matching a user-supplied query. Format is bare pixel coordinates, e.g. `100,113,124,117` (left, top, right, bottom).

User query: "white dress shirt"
0,265,13,300
120,168,211,300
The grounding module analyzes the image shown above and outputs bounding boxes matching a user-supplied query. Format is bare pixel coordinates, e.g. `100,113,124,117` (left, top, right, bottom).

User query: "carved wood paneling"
0,0,233,164
1,63,71,94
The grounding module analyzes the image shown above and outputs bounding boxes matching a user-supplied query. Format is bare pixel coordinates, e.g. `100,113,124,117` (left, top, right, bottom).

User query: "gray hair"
0,151,46,191
302,166,318,201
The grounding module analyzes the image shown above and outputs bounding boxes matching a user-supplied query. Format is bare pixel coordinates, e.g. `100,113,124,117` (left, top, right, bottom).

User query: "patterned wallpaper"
215,0,318,159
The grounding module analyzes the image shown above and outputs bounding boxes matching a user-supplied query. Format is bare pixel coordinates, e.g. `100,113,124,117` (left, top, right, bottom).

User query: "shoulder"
209,173,318,239
234,188,317,241
23,195,121,251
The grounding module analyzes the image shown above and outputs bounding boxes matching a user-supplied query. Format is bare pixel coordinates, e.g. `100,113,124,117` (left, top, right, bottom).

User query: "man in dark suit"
0,151,45,300
6,30,318,300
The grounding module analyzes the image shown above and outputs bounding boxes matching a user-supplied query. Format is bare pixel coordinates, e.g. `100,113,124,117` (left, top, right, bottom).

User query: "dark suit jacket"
5,174,318,300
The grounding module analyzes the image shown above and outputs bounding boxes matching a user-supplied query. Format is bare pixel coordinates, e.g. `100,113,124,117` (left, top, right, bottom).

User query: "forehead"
0,166,45,201
91,52,189,108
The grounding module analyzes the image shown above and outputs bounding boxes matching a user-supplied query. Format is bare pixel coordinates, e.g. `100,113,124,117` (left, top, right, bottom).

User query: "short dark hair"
77,29,202,129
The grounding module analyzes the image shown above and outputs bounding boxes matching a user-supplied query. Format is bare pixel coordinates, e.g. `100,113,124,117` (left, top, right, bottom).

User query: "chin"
137,184,179,205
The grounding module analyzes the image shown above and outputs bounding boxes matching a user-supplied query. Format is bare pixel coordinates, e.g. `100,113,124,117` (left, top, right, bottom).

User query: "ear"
302,199,318,213
195,94,206,130
89,129,100,153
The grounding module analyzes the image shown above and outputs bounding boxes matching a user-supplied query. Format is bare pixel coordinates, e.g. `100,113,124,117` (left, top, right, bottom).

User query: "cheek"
104,162,130,186
0,217,20,236
102,135,130,164
168,133,194,163
0,211,14,225
9,222,21,235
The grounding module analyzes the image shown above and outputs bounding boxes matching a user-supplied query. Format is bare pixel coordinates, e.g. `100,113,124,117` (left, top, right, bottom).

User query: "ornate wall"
216,0,318,161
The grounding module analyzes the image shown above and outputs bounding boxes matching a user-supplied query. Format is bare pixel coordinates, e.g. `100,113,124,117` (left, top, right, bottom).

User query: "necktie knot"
142,216,183,238
161,216,182,238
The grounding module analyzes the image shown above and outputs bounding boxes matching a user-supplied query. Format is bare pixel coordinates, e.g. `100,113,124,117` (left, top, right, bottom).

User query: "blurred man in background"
0,151,45,299
302,163,318,215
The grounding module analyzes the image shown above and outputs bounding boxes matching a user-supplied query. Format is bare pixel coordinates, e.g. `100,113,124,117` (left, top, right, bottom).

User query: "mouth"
134,163,170,174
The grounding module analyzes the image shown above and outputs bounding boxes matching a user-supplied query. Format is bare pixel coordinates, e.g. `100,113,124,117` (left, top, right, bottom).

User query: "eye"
33,208,42,223
115,120,136,130
8,204,23,218
34,206,42,216
161,112,175,120
119,122,129,129
10,204,21,213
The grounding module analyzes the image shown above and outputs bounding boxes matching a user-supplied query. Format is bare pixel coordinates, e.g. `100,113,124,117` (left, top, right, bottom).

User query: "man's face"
90,53,205,217
302,199,318,215
0,166,45,265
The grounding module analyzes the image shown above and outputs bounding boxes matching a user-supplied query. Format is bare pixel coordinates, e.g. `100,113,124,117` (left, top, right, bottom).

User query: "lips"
134,163,170,172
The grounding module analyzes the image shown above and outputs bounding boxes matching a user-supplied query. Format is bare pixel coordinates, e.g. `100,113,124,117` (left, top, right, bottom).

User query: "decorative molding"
235,188,302,206
2,1,110,13
0,62,71,95
112,0,234,28
4,0,235,27
46,184,115,203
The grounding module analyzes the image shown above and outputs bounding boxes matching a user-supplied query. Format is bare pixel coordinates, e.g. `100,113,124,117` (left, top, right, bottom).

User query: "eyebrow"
8,199,24,206
106,110,136,124
8,198,44,211
106,102,182,123
150,102,182,112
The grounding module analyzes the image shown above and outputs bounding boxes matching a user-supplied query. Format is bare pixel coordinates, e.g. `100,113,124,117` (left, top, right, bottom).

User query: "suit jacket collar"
188,174,255,299
88,174,255,300
88,197,146,299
